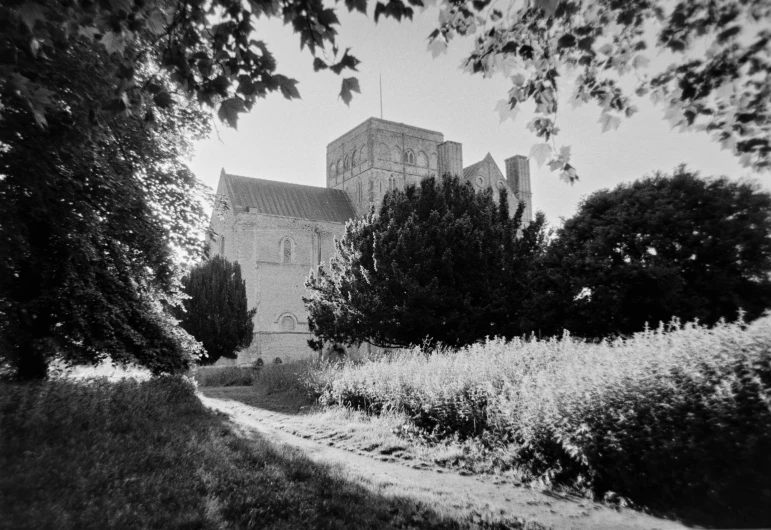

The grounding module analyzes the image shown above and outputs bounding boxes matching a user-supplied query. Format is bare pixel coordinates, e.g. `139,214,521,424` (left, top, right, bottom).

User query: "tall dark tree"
536,166,771,338
304,175,547,351
175,257,256,365
0,30,212,378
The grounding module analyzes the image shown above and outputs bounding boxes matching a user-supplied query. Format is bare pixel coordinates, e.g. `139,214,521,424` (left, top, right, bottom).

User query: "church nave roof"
221,171,356,223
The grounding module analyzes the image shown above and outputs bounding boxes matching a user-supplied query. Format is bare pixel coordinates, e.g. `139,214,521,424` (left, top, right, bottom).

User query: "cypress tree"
176,256,256,364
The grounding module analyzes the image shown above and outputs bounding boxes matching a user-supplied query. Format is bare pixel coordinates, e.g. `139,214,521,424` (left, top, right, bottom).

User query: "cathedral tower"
437,141,463,179
505,155,533,221
326,118,444,216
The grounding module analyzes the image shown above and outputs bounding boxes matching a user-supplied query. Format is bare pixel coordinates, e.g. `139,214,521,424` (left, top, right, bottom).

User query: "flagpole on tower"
379,73,383,119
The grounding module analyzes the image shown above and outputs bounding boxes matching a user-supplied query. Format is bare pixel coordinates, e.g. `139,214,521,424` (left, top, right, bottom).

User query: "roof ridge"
220,172,356,223
223,172,349,194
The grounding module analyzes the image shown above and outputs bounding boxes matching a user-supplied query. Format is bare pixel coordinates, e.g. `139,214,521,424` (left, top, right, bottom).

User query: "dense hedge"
310,318,771,527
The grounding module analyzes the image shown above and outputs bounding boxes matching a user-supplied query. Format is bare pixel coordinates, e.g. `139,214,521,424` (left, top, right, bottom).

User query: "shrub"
309,317,771,526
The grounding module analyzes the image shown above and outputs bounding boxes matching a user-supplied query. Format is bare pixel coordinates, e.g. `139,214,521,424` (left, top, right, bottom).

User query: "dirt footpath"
200,394,693,530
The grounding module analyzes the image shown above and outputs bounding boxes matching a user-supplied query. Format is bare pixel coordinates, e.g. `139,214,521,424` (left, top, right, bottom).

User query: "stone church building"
209,117,532,365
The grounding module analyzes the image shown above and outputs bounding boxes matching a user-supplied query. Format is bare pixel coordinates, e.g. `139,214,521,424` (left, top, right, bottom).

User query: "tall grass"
309,318,771,526
255,360,312,394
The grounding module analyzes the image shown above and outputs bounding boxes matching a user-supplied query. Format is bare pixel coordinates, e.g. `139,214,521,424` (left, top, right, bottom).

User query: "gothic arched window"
344,155,350,171
368,179,374,202
329,163,335,179
352,149,358,167
281,237,292,263
404,150,415,165
417,151,428,167
336,160,341,175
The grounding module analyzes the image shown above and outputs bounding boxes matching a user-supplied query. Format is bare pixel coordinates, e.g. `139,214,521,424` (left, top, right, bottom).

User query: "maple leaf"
275,76,300,100
144,9,168,36
510,73,526,86
218,97,246,129
560,166,579,183
339,77,360,106
313,58,328,72
529,143,552,168
632,55,650,69
427,36,448,58
494,99,519,123
330,49,360,75
344,0,368,14
27,84,54,127
598,112,621,133
102,31,128,56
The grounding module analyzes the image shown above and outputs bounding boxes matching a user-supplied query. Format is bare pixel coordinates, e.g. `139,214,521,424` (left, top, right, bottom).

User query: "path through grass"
0,376,495,530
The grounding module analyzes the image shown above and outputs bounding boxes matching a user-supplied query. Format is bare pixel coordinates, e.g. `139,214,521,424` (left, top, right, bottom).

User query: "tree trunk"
15,342,48,380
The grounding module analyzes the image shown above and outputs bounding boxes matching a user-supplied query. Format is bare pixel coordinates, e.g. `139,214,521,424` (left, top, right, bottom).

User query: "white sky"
190,5,768,224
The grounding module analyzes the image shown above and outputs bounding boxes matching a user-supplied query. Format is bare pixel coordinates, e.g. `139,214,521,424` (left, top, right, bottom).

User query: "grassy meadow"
0,375,496,530
307,318,771,527
5,319,769,529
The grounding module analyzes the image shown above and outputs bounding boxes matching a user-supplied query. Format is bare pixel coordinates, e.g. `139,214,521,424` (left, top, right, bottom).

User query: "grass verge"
0,376,510,530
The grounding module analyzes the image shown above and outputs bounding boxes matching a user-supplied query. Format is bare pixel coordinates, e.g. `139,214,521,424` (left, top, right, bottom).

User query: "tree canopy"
3,0,768,181
304,175,547,351
174,256,256,365
429,0,771,180
0,14,209,378
535,166,771,338
0,0,423,132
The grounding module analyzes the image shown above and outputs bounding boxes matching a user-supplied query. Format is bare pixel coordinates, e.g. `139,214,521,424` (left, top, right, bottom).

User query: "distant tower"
437,141,463,179
505,155,532,221
325,118,444,215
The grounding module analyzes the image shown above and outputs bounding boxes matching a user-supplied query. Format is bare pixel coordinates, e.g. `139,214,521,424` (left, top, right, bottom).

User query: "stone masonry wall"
213,210,347,364
327,118,445,216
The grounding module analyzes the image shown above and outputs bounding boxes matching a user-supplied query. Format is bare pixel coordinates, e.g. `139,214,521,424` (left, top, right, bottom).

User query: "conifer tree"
176,257,256,365
304,175,547,351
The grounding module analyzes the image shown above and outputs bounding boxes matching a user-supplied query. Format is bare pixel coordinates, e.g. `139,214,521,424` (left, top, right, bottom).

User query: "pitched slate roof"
221,171,357,223
463,153,498,181
463,160,485,181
